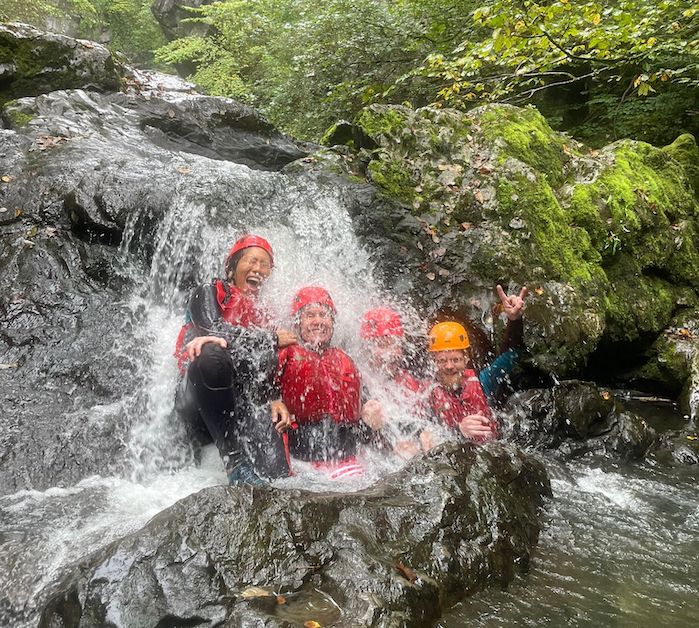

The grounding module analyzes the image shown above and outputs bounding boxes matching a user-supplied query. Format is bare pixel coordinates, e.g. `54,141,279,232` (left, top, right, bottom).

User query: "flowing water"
440,459,699,627
1,94,698,625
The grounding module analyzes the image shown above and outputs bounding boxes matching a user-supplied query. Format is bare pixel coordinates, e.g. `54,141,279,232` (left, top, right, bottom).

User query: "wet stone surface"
38,443,551,628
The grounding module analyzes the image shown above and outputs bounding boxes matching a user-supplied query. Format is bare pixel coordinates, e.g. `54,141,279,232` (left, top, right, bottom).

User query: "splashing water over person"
277,287,383,480
174,235,297,485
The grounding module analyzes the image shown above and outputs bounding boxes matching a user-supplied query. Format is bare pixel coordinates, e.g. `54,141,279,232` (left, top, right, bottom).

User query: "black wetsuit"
175,282,289,480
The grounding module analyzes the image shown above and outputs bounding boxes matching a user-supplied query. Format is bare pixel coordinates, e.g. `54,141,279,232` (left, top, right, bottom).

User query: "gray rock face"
150,0,215,40
0,28,306,492
38,443,551,627
0,22,122,102
501,380,658,461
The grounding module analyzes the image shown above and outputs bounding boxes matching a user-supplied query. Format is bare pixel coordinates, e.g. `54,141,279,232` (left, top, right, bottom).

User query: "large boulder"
0,22,123,103
38,443,551,628
320,105,699,382
500,380,658,461
626,310,699,428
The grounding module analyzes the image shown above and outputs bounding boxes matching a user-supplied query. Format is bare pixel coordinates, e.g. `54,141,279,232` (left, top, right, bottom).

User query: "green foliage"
1,0,165,63
423,1,697,103
155,0,477,139
0,0,60,25
418,1,698,145
156,0,697,144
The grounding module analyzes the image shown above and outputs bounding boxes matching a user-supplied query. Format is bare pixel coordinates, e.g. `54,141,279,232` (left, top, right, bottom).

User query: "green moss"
663,133,699,198
6,109,34,127
354,105,410,142
476,104,572,187
568,185,607,249
568,139,699,286
493,173,600,286
2,100,34,127
320,121,352,147
603,255,680,342
367,157,416,204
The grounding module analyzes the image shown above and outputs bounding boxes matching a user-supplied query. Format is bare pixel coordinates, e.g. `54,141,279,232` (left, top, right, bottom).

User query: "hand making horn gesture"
496,284,528,321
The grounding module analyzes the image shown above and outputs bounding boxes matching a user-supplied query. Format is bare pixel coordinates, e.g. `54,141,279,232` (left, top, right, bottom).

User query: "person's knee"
192,343,233,390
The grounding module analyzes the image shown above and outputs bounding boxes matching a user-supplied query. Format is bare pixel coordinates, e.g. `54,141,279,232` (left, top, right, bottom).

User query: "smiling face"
230,247,272,296
433,349,468,389
298,303,334,348
368,335,404,374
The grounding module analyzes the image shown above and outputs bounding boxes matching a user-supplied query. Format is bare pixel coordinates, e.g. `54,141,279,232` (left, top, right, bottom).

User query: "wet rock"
0,23,122,103
625,311,699,429
500,380,657,461
38,443,550,628
151,0,215,40
321,104,699,382
0,55,303,491
651,430,699,465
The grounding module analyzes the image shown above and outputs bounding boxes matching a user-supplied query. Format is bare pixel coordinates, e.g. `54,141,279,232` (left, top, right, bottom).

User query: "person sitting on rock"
276,286,381,479
425,285,527,443
174,234,297,485
360,306,424,395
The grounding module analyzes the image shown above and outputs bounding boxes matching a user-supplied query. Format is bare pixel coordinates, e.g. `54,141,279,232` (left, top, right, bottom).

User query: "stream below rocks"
442,455,699,627
2,397,696,627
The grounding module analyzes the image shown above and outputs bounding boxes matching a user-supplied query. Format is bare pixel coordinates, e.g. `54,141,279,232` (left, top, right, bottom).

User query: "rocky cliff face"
0,24,308,493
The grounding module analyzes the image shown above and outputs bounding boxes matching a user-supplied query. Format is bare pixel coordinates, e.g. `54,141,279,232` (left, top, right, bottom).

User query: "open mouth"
246,275,262,291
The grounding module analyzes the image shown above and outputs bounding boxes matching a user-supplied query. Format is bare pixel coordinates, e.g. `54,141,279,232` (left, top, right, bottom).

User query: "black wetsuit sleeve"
188,283,279,401
499,317,524,354
188,283,278,352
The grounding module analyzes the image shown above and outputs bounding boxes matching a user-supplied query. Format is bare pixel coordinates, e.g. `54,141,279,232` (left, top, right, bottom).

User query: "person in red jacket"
277,287,379,477
359,307,429,457
174,234,296,484
426,285,527,443
360,307,424,395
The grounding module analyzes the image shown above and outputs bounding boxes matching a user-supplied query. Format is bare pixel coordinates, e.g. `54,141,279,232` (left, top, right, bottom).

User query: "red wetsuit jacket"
277,343,362,461
393,368,425,395
428,369,491,431
277,344,361,425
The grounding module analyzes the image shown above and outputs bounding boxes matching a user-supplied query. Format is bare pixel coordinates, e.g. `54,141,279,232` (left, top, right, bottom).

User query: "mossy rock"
2,98,35,128
663,133,699,199
0,22,122,104
568,139,699,280
474,104,575,188
321,102,699,376
630,310,699,416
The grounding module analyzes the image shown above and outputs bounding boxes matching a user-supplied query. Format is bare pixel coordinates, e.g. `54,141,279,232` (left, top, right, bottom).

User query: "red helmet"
291,286,336,316
360,307,404,339
225,234,274,269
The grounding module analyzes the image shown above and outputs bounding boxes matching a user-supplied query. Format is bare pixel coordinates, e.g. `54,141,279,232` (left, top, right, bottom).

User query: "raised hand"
496,285,528,321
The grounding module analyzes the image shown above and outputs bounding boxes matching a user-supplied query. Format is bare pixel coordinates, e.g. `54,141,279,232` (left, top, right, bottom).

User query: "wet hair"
225,250,246,278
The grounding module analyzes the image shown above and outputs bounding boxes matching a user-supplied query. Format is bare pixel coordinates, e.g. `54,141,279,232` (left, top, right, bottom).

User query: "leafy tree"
158,0,697,145
1,0,165,63
419,0,698,144
156,0,476,139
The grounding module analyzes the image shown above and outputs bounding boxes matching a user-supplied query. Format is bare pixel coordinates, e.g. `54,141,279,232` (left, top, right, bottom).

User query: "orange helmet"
428,321,470,352
360,307,404,339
